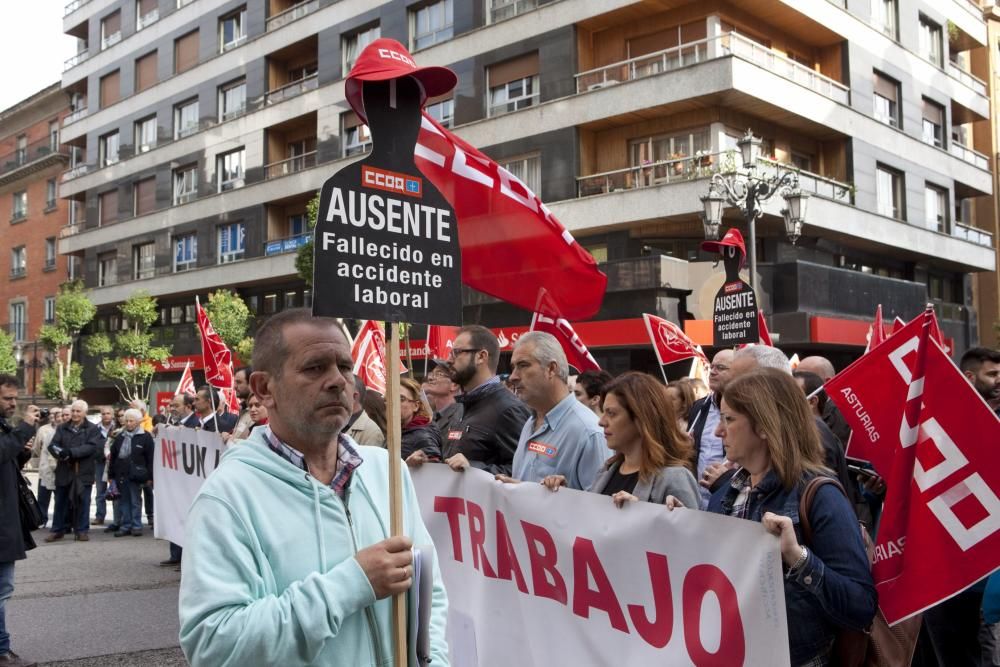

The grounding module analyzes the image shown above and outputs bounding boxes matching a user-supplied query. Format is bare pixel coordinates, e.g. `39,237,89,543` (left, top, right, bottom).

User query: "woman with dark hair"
665,379,696,430
670,369,876,666
544,371,700,509
399,377,442,462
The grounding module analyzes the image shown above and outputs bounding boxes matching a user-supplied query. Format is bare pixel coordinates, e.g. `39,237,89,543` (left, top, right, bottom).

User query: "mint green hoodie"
178,430,449,666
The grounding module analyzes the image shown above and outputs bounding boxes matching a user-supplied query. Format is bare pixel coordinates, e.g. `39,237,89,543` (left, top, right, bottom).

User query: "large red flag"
195,297,234,390
866,304,887,353
529,292,600,373
426,325,458,360
643,314,707,366
352,320,389,395
174,361,196,397
825,307,1000,624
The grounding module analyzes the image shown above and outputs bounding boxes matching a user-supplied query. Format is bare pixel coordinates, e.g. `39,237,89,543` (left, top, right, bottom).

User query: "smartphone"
846,463,879,480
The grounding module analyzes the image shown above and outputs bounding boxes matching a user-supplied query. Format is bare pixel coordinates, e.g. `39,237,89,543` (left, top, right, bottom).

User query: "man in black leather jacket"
441,325,529,476
46,399,103,543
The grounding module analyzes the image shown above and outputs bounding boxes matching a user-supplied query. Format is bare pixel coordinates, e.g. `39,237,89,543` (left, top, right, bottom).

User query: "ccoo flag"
643,314,707,367
195,297,234,390
529,291,600,373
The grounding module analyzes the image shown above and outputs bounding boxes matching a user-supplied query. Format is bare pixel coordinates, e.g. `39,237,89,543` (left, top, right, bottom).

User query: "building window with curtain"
918,16,942,67
487,52,539,117
924,183,948,233
426,97,454,127
342,111,372,156
217,148,246,191
137,0,159,29
174,98,199,138
410,0,453,50
218,222,246,263
49,121,59,151
133,242,156,279
173,164,198,204
44,238,56,270
134,177,156,216
10,247,26,278
342,25,380,76
499,153,541,196
135,115,157,153
98,252,118,287
174,234,197,271
489,0,538,23
99,131,120,166
44,297,56,324
219,7,247,52
8,303,26,342
218,78,247,121
876,164,904,220
11,191,26,221
873,71,900,128
921,98,944,148
101,10,122,49
46,179,57,210
871,0,897,40
99,189,118,226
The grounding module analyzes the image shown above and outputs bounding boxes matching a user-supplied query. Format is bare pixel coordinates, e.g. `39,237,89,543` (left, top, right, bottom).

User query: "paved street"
8,473,186,666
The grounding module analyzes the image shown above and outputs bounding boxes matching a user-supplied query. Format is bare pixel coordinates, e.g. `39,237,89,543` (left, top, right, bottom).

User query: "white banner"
153,426,225,547
411,465,789,666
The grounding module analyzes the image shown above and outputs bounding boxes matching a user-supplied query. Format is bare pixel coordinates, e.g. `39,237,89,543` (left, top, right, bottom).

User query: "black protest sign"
313,77,462,326
712,244,759,346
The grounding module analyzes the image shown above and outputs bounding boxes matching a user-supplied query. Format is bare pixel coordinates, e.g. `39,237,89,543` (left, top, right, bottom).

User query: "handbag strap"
798,476,847,546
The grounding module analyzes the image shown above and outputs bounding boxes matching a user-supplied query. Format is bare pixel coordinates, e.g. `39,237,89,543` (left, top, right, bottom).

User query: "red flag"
195,297,234,390
643,314,707,366
352,320,389,395
413,113,607,320
220,387,241,414
825,307,1000,624
174,361,196,397
757,310,773,346
866,304,887,353
529,292,600,373
426,325,458,360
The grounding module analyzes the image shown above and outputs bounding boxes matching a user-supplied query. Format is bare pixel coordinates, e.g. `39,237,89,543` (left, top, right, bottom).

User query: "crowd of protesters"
1,322,999,667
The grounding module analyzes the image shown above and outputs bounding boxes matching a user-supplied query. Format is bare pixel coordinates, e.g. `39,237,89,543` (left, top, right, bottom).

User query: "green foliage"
53,281,97,337
94,291,172,404
40,363,82,401
39,281,97,402
0,329,16,375
295,193,321,287
203,290,254,363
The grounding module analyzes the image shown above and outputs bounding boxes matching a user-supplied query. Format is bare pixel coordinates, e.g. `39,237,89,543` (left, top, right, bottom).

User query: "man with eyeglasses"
439,325,529,475
422,360,463,439
686,348,734,508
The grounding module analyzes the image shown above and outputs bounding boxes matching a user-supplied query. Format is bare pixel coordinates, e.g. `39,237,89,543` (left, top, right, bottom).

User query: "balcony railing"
10,267,26,279
953,222,994,247
947,63,987,96
63,107,88,127
137,8,160,30
101,31,122,50
61,164,90,182
64,0,92,15
63,49,92,71
264,233,310,256
264,74,319,105
949,141,989,170
577,151,727,197
266,0,318,31
264,151,317,180
575,32,850,105
756,157,852,202
0,136,69,180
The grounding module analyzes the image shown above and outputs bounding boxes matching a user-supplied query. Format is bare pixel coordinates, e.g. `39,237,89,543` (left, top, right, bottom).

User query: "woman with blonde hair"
544,371,700,509
673,369,876,666
399,377,442,463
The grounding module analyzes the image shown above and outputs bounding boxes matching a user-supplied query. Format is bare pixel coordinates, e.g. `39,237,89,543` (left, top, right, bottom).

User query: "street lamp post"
699,130,809,291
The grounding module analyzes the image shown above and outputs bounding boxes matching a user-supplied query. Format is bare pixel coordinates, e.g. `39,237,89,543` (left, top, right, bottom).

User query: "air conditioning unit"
587,79,620,91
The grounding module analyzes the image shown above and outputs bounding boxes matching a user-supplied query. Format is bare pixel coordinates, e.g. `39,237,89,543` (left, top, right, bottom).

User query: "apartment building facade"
58,0,997,391
0,84,74,398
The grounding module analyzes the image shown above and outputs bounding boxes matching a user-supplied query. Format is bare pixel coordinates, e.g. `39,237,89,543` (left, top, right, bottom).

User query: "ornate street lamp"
700,129,808,290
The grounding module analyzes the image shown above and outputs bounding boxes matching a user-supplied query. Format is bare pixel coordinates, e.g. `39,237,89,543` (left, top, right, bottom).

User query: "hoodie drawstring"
308,474,327,572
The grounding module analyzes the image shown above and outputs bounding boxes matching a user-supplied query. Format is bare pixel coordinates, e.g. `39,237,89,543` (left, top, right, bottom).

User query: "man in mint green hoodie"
178,309,449,666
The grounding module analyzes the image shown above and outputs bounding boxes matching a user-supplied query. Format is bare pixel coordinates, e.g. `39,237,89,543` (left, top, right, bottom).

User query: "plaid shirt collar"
726,467,755,519
262,425,363,499
461,375,501,400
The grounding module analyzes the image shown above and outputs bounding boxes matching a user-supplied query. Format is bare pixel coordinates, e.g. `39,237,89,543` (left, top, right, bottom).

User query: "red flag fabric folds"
352,320,389,395
195,298,234,390
174,361,196,397
866,304,887,353
426,325,458,360
643,314,707,366
529,293,600,373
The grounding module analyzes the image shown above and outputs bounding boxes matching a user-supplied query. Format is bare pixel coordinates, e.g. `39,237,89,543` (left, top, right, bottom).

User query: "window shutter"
873,73,897,102
135,177,156,215
136,51,158,92
175,30,199,73
488,52,539,88
922,99,943,125
100,189,118,225
99,70,121,108
102,11,121,34
138,0,157,16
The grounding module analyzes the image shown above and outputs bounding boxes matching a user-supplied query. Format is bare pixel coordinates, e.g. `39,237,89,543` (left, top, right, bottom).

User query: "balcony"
137,8,159,30
101,31,122,50
63,49,91,71
64,0,91,15
264,233,310,256
265,151,317,180
61,163,90,182
0,136,70,187
265,74,318,105
575,32,849,105
63,107,88,127
948,63,987,96
266,0,318,31
949,141,989,170
953,222,993,247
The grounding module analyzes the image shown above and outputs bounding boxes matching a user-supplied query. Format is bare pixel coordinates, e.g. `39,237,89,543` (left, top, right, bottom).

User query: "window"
8,303,25,342
955,196,973,224
44,297,56,324
174,98,199,138
288,62,318,81
15,135,26,165
49,121,59,151
288,213,307,236
10,247,26,278
790,151,813,172
11,191,27,220
499,153,541,197
876,164,904,220
489,0,538,23
99,70,121,108
218,222,246,263
99,189,118,226
218,79,247,120
411,0,453,50
99,131,120,167
426,97,454,127
219,7,247,52
98,252,118,287
134,176,156,216
217,148,246,191
487,53,540,117
174,234,197,271
584,244,608,263
262,293,277,314
918,16,943,67
630,128,711,166
343,25,380,76
46,179,57,209
135,51,158,92
921,98,944,148
871,0,897,39
136,0,159,30
174,30,199,74
100,10,122,49
924,184,948,233
873,71,900,128
67,256,80,281
133,242,155,279
173,164,197,204
342,112,371,156
45,238,56,269
135,115,157,153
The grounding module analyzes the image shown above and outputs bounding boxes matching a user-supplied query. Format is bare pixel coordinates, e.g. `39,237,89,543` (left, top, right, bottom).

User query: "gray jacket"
588,460,701,510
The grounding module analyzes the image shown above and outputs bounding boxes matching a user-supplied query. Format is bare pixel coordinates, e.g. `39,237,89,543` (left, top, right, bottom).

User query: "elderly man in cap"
422,360,463,439
46,400,103,542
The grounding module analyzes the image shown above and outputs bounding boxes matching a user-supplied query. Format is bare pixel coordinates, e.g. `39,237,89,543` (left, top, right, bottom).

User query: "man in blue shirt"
504,331,608,490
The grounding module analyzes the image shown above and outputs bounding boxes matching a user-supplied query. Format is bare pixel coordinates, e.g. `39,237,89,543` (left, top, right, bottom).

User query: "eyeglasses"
448,347,482,360
710,364,730,372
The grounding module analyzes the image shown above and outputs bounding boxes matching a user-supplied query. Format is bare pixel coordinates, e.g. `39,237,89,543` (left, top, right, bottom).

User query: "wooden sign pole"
386,322,407,666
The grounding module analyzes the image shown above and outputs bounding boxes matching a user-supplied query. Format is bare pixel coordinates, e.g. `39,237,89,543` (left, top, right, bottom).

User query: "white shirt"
695,398,725,508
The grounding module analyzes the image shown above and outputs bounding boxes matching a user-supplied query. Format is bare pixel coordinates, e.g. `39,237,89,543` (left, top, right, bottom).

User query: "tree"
0,329,16,375
38,281,96,402
84,291,171,405
294,193,321,287
203,290,254,363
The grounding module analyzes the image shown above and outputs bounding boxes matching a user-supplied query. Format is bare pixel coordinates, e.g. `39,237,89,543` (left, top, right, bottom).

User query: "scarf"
120,427,140,460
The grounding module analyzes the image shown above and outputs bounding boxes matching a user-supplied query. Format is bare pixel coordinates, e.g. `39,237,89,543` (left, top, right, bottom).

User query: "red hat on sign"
345,38,458,123
700,228,748,267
